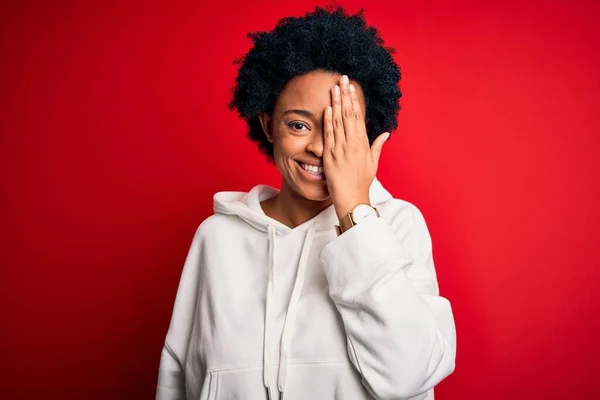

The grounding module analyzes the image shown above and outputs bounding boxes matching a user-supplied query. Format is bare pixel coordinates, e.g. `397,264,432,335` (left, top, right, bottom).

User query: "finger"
323,106,335,154
349,83,368,143
331,84,345,146
340,75,356,141
371,132,390,166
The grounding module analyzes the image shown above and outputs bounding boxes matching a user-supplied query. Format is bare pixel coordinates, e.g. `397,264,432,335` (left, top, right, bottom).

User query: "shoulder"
378,197,430,235
191,213,237,240
190,211,253,246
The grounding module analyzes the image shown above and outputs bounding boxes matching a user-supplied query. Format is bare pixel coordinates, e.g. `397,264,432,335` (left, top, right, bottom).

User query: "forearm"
320,216,456,398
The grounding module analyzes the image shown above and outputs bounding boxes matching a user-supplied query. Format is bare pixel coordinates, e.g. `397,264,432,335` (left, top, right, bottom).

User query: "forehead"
274,70,365,115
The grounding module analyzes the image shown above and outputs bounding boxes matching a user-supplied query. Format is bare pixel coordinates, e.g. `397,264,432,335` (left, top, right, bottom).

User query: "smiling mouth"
298,161,323,173
296,161,326,181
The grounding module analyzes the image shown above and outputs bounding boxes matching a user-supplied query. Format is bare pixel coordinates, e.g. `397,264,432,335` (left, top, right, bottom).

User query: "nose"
305,129,324,158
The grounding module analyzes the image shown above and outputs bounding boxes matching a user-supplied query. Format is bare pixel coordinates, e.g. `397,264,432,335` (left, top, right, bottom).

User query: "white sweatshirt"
156,177,456,400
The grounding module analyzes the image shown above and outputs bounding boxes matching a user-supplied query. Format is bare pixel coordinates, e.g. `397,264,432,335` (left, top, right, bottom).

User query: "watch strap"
335,204,379,236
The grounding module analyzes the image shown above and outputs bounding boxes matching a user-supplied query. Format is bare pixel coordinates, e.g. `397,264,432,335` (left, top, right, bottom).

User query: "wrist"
334,195,371,221
334,197,371,221
334,201,380,236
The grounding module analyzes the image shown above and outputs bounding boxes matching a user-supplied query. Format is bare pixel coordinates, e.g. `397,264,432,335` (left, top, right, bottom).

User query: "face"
259,70,366,202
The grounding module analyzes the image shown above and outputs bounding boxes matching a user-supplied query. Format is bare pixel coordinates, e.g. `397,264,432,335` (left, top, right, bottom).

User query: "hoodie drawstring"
264,225,277,399
278,222,316,394
263,222,317,399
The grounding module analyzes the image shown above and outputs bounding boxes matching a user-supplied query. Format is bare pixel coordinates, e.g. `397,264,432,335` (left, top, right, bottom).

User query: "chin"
296,183,330,202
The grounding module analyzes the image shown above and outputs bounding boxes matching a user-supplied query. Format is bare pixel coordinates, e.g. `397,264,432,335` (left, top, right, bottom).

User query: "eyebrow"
282,109,315,119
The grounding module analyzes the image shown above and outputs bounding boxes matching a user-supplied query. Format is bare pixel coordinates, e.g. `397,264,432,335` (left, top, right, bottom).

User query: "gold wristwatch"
335,203,380,236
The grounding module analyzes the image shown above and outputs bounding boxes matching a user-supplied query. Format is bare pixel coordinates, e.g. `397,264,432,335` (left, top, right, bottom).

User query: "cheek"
273,135,305,159
272,138,294,172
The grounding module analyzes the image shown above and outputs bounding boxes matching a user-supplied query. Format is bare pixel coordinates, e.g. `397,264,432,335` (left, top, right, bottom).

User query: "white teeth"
301,163,323,175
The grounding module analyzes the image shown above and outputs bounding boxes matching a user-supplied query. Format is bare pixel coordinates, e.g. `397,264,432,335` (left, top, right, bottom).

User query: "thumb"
371,132,390,164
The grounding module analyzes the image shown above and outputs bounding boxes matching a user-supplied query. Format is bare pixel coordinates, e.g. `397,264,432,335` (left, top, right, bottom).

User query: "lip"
297,160,323,168
295,160,326,182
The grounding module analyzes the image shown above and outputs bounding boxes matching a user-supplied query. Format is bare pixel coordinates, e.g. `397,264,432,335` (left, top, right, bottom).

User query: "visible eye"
287,121,309,132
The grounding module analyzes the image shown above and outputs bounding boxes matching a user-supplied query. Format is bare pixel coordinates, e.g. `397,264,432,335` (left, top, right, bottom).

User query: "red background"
1,0,599,399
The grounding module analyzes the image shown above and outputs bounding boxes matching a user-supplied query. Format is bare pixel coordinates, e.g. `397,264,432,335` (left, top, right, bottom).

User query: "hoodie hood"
213,177,393,234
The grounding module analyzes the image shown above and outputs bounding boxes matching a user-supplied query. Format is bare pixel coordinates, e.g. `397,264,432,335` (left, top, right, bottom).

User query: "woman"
156,6,456,400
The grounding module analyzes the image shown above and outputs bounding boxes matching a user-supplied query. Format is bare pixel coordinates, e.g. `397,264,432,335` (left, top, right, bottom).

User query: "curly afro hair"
228,5,402,161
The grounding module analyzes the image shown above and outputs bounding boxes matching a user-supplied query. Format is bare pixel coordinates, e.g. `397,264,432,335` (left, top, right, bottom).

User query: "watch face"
352,204,377,223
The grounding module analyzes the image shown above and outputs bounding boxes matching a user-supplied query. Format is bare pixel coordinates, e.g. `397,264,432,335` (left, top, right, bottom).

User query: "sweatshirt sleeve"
156,226,205,400
319,204,456,400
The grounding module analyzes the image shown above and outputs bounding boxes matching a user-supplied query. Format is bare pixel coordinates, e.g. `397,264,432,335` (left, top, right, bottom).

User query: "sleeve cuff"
319,216,411,292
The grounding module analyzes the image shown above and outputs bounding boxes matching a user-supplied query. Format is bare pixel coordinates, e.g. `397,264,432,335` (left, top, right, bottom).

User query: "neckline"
255,187,337,233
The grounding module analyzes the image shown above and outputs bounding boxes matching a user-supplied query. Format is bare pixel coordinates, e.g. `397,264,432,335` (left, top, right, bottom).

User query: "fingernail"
342,75,349,85
384,132,390,141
